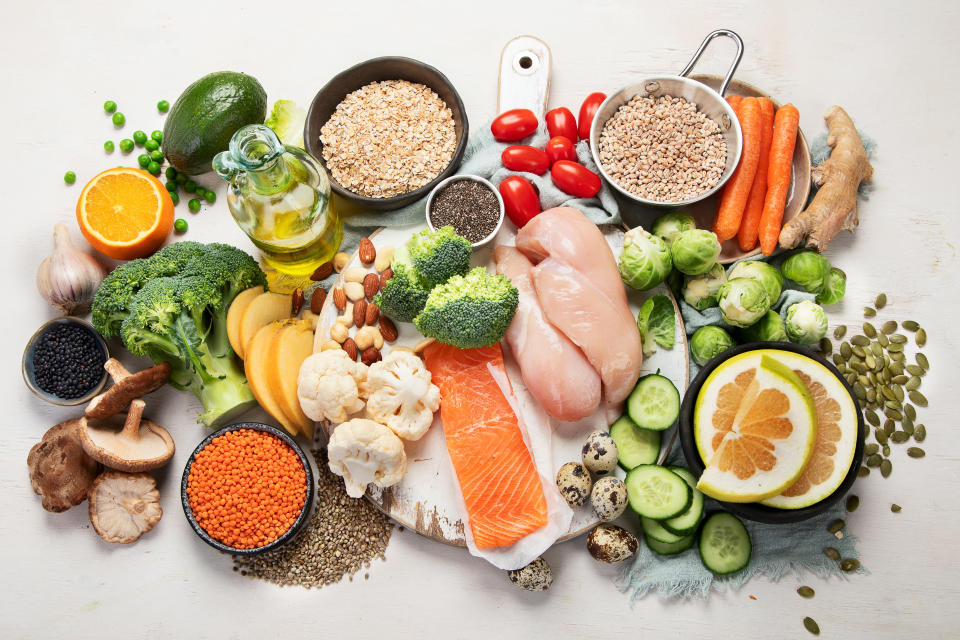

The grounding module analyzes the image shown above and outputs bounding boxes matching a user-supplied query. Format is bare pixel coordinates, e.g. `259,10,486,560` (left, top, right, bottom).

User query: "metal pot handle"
678,29,744,96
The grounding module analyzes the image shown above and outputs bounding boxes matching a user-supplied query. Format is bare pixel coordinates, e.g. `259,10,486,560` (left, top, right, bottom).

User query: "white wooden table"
3,1,958,637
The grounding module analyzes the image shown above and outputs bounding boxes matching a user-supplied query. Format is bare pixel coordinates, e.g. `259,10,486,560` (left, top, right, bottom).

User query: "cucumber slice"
640,516,685,544
625,465,692,519
610,415,661,470
662,467,705,536
646,532,696,556
699,512,752,575
627,373,680,431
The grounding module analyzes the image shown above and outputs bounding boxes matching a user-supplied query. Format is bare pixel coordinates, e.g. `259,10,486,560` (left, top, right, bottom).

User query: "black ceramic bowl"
22,317,109,406
678,342,866,524
181,422,315,555
304,56,469,211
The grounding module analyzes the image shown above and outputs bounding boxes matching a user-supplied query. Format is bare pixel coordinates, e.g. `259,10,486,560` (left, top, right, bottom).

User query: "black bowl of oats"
305,56,469,211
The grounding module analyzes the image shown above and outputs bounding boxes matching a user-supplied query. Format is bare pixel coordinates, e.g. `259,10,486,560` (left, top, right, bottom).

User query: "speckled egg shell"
556,462,592,508
590,476,628,521
587,523,639,563
507,556,553,591
581,430,618,475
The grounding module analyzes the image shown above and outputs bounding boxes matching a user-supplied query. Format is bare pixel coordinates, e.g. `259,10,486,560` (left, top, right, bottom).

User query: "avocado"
162,71,267,175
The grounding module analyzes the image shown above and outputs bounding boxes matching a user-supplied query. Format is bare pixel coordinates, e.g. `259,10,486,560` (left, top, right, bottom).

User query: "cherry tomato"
499,176,541,228
501,145,549,174
545,107,577,143
577,92,607,141
491,109,538,142
550,160,602,198
544,136,577,165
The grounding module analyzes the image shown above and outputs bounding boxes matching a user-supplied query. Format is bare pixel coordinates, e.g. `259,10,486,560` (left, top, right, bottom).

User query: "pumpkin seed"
865,354,877,370
890,362,904,376
885,408,903,421
881,320,897,334
886,343,904,353
864,443,879,456
858,466,870,477
883,418,895,432
891,431,909,443
853,384,867,401
846,372,857,386
903,404,916,420
914,424,926,442
870,341,883,358
852,345,866,359
907,447,925,458
908,390,928,407
905,376,921,391
888,333,907,344
845,495,859,512
840,342,852,359
851,335,869,347
882,444,891,457
840,558,861,572
875,293,887,309
833,356,844,369
902,416,914,434
866,389,877,403
797,585,815,599
884,400,902,411
866,454,881,467
916,352,929,370
916,328,927,347
892,385,905,402
891,374,908,385
877,333,889,347
875,428,889,445
891,351,906,362
880,385,895,401
819,338,832,355
881,459,892,477
851,361,867,374
862,322,876,338
864,409,880,426
859,374,871,388
824,547,841,561
902,320,919,332
803,617,820,636
863,306,876,317
891,503,902,513
834,325,847,339
827,519,845,534
906,364,924,377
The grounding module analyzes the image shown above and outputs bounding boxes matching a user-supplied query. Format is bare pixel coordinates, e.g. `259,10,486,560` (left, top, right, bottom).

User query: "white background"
2,1,959,638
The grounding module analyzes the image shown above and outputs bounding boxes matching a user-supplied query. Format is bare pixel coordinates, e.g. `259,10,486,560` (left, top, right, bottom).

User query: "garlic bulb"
36,223,106,315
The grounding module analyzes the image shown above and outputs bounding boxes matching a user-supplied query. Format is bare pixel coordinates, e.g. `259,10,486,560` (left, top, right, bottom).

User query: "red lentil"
187,429,307,550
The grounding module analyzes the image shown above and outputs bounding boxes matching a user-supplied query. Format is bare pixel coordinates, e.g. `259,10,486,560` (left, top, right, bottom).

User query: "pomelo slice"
760,351,859,509
695,351,817,503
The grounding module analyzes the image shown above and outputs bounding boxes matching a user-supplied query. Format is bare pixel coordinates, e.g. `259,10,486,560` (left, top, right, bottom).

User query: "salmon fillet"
424,342,549,549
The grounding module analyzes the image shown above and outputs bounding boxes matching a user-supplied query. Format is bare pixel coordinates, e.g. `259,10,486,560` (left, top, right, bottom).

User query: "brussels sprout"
784,300,829,345
671,229,721,275
728,260,783,305
682,263,727,310
651,210,696,246
739,310,787,343
717,278,770,328
637,294,675,356
690,326,736,366
781,251,831,293
816,268,846,305
619,227,673,290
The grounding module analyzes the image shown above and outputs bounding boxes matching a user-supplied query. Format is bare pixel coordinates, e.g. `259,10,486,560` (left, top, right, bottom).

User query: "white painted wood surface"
2,1,958,637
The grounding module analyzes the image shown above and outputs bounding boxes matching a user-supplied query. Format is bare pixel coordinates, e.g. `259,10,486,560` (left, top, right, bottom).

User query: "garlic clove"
36,223,106,315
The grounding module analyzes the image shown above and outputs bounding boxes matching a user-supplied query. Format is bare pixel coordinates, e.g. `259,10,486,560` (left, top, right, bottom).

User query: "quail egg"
507,556,553,591
556,462,592,508
581,430,618,475
591,476,628,521
587,523,639,563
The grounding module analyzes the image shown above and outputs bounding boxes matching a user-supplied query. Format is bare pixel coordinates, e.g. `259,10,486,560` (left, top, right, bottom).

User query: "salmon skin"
424,342,549,549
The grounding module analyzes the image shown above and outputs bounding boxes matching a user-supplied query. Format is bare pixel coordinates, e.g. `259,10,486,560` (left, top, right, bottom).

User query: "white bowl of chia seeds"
425,174,505,249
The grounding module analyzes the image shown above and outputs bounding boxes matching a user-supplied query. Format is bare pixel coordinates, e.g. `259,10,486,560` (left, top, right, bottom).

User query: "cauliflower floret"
328,419,407,498
360,350,441,441
297,350,368,423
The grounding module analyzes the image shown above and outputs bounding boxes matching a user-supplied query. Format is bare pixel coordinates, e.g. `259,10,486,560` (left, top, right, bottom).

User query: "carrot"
726,95,743,111
736,97,776,251
712,97,762,242
758,104,800,255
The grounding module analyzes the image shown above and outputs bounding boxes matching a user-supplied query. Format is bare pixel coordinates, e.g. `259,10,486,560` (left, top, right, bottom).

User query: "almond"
380,268,394,291
311,288,328,314
361,347,382,366
363,273,379,300
379,316,399,342
365,303,380,326
310,261,334,281
332,287,346,311
353,299,367,328
291,288,304,315
342,338,358,361
358,237,376,265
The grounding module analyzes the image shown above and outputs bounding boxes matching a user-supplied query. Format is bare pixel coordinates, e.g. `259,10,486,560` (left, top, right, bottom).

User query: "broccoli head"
91,242,267,427
407,225,472,288
413,267,518,349
373,262,431,323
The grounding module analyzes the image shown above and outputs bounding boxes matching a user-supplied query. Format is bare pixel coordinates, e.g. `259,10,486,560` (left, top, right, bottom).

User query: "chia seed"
31,322,106,399
429,179,501,243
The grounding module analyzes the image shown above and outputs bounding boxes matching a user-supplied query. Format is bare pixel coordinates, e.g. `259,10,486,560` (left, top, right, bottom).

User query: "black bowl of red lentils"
22,317,109,406
181,423,315,555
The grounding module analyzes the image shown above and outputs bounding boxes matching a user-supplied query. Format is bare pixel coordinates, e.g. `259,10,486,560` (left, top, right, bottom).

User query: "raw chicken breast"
494,246,601,421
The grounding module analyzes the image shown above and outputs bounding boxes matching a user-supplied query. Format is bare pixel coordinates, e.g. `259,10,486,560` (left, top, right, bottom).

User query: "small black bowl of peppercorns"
22,317,109,406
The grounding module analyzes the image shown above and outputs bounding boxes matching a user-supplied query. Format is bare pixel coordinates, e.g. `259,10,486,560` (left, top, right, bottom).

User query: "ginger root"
779,106,873,251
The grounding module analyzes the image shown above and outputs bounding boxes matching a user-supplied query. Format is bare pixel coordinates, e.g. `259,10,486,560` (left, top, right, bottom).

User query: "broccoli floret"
92,242,266,427
413,267,518,349
407,225,472,288
373,263,431,323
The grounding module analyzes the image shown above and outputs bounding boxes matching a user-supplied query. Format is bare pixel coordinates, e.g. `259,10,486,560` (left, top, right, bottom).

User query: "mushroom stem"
104,358,133,383
120,399,146,441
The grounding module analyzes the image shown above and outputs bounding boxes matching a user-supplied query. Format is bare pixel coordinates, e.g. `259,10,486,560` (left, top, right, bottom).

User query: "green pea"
168,190,180,205
157,100,169,112
174,218,188,233
144,139,160,152
165,166,178,180
204,190,216,204
112,112,126,127
64,171,76,184
188,197,202,213
149,149,164,162
103,140,115,153
165,180,178,192
195,187,207,199
133,130,148,145
119,138,135,153
103,100,117,113
151,130,163,143
176,173,187,184
147,161,161,175
184,180,197,194
137,154,150,168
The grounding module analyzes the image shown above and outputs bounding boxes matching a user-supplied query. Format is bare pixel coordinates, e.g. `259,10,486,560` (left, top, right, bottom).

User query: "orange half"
76,167,174,260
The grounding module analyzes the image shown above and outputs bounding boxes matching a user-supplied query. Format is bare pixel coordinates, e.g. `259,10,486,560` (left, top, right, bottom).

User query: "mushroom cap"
88,471,162,544
79,412,175,472
85,360,171,419
27,420,100,512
